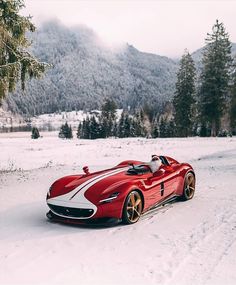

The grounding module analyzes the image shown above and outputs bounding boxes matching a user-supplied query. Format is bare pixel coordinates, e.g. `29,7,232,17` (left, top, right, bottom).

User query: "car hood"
47,166,146,205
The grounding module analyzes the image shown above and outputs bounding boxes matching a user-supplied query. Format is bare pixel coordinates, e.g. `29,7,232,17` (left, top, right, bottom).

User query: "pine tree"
123,113,132,137
129,117,136,137
151,119,159,138
118,111,125,138
142,103,155,122
82,117,91,139
199,20,232,136
31,127,40,139
90,116,101,139
59,122,73,139
68,125,73,139
230,62,236,134
77,122,82,138
133,110,146,137
117,110,148,138
159,117,167,138
100,117,109,138
0,0,49,100
100,98,117,137
112,121,118,137
117,111,133,138
166,119,175,137
173,50,196,137
230,92,236,135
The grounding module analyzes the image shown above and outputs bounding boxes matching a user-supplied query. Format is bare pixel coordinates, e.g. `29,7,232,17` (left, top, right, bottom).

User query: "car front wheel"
122,190,143,224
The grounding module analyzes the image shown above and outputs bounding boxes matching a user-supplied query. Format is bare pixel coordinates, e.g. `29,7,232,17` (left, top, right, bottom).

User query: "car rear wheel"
181,172,195,201
122,190,143,224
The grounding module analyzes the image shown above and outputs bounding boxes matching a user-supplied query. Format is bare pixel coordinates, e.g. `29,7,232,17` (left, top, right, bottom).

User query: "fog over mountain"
5,21,178,116
4,20,236,116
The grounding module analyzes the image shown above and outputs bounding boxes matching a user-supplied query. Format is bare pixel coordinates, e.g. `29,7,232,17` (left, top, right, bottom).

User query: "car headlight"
99,192,120,204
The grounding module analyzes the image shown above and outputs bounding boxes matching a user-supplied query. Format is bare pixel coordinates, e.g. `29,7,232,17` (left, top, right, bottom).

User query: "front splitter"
46,210,121,227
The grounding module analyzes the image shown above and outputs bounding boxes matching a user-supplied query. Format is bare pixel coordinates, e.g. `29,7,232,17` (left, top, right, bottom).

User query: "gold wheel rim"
185,173,195,199
126,192,142,223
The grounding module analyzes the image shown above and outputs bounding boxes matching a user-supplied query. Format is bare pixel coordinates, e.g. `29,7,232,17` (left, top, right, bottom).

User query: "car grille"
48,204,94,218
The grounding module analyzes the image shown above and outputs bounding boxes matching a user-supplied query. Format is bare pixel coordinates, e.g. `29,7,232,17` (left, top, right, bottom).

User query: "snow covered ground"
0,133,236,285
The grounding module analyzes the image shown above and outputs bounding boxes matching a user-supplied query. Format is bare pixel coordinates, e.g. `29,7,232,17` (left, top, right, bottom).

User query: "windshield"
127,164,151,175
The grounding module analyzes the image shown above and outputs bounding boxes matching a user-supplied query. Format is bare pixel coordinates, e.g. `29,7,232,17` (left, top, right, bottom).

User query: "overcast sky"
23,0,236,58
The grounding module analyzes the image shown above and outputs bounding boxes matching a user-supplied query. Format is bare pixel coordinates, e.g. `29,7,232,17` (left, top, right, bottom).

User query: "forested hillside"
5,20,178,116
4,20,236,117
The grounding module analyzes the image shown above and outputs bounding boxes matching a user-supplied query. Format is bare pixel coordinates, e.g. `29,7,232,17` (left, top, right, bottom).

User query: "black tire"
122,190,143,224
181,172,196,201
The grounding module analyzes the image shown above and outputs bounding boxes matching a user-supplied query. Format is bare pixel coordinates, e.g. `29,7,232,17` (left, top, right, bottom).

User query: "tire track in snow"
164,208,236,285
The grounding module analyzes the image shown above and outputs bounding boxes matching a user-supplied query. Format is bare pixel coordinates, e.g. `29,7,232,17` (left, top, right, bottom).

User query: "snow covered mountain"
5,20,178,116
4,20,236,117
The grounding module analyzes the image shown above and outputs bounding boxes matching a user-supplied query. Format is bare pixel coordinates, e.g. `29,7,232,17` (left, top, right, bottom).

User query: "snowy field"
0,132,236,285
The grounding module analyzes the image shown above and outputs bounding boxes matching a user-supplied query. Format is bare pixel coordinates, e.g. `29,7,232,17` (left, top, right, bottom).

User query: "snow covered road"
0,133,236,285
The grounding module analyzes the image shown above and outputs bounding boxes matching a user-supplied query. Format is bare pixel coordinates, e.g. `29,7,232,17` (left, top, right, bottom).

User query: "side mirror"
83,166,90,175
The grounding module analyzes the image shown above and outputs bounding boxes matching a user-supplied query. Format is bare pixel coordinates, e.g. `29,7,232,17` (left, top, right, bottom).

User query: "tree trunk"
211,120,216,137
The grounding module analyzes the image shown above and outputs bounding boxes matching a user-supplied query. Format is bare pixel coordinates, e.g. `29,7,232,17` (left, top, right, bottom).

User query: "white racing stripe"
47,167,128,219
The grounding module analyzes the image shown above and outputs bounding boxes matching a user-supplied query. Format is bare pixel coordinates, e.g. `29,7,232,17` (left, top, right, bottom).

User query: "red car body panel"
46,156,194,224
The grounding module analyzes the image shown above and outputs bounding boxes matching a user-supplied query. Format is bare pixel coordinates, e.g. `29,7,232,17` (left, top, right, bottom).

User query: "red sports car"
46,156,195,225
